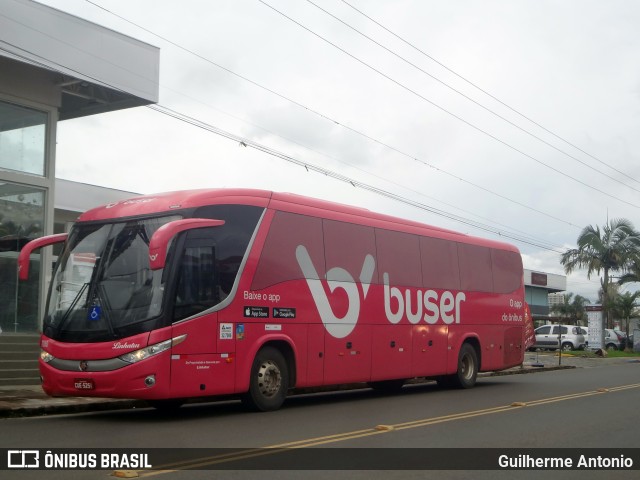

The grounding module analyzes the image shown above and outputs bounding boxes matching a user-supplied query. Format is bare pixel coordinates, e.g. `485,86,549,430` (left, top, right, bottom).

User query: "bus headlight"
40,350,55,363
118,335,187,364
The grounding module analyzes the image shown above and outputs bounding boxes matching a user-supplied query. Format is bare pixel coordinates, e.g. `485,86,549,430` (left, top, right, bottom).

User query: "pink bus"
20,189,528,411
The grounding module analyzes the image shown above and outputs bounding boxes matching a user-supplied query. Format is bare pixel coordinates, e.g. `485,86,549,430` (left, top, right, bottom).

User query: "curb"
486,365,575,377
0,365,574,419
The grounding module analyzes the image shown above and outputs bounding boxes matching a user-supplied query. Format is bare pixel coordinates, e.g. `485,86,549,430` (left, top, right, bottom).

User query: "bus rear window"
491,249,523,293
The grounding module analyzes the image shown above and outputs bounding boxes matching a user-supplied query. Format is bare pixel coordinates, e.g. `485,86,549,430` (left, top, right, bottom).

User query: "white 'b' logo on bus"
296,245,375,338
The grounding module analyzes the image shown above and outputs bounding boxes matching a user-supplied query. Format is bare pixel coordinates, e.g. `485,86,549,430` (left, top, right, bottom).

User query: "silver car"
532,324,587,351
604,329,625,351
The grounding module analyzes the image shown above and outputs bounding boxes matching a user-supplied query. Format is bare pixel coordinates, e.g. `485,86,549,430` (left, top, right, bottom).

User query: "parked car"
531,324,587,351
578,327,588,347
604,329,625,351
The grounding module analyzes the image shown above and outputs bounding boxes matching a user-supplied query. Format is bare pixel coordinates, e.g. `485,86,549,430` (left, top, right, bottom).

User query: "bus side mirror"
148,218,225,270
18,233,68,281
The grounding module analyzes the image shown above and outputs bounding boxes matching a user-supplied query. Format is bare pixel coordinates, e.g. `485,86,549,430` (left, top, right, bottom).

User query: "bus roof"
76,188,519,253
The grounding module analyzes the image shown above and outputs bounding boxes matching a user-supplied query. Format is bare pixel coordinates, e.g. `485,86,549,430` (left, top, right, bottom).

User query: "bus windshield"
43,216,180,342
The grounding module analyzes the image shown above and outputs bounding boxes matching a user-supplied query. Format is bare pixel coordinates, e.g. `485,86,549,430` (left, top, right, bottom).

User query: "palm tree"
560,218,640,348
611,291,640,348
550,293,589,324
618,260,640,286
598,283,620,327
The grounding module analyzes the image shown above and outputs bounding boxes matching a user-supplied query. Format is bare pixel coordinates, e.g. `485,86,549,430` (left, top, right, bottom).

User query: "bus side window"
252,211,324,290
173,244,217,321
194,204,264,294
420,236,461,290
375,229,422,287
323,219,376,283
458,243,494,293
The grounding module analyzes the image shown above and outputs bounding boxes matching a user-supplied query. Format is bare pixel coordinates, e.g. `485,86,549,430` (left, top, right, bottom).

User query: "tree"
598,283,620,327
611,291,640,349
560,218,640,347
550,293,589,324
618,260,640,286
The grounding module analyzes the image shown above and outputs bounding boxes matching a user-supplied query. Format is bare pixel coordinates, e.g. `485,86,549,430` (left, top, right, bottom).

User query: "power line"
155,83,568,248
339,0,640,186
148,104,565,252
78,0,590,229
0,36,564,251
257,0,640,210
303,0,640,194
3,0,624,262
0,3,599,249
0,6,579,237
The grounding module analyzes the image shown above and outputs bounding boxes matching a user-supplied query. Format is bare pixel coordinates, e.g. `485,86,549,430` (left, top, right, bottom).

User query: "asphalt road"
2,360,639,480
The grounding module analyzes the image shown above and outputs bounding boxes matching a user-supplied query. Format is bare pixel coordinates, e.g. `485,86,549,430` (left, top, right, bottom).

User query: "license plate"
74,378,95,390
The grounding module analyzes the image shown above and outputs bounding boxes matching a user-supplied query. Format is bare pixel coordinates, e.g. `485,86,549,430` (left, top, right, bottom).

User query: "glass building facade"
0,99,52,334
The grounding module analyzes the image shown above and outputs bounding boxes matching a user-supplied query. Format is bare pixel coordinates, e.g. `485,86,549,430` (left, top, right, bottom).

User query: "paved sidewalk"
1,354,636,418
0,387,145,418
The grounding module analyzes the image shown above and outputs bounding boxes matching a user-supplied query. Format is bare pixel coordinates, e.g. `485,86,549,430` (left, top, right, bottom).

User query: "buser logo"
296,245,374,338
296,244,467,338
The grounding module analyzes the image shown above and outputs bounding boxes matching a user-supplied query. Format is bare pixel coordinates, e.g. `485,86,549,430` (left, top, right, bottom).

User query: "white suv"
532,325,587,351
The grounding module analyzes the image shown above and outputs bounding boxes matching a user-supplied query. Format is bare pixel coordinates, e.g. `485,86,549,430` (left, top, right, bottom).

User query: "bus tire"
242,346,289,412
439,343,478,389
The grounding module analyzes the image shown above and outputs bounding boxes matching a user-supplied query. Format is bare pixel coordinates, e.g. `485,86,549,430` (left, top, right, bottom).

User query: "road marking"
135,382,640,476
113,471,139,478
374,425,394,431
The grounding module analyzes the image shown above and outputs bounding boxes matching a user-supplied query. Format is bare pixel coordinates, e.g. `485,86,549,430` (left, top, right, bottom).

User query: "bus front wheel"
242,346,289,412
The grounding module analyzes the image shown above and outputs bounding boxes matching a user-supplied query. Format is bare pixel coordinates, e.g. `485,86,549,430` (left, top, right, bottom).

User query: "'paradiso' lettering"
112,342,141,350
384,273,465,325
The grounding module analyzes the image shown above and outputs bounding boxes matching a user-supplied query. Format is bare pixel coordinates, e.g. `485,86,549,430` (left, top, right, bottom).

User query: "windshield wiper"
96,283,116,337
56,283,89,332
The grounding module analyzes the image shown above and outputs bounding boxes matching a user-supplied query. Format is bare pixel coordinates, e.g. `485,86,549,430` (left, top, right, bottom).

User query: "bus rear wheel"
437,343,478,389
242,346,289,412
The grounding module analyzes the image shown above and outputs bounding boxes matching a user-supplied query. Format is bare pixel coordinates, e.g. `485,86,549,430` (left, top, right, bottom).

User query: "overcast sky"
36,0,640,302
